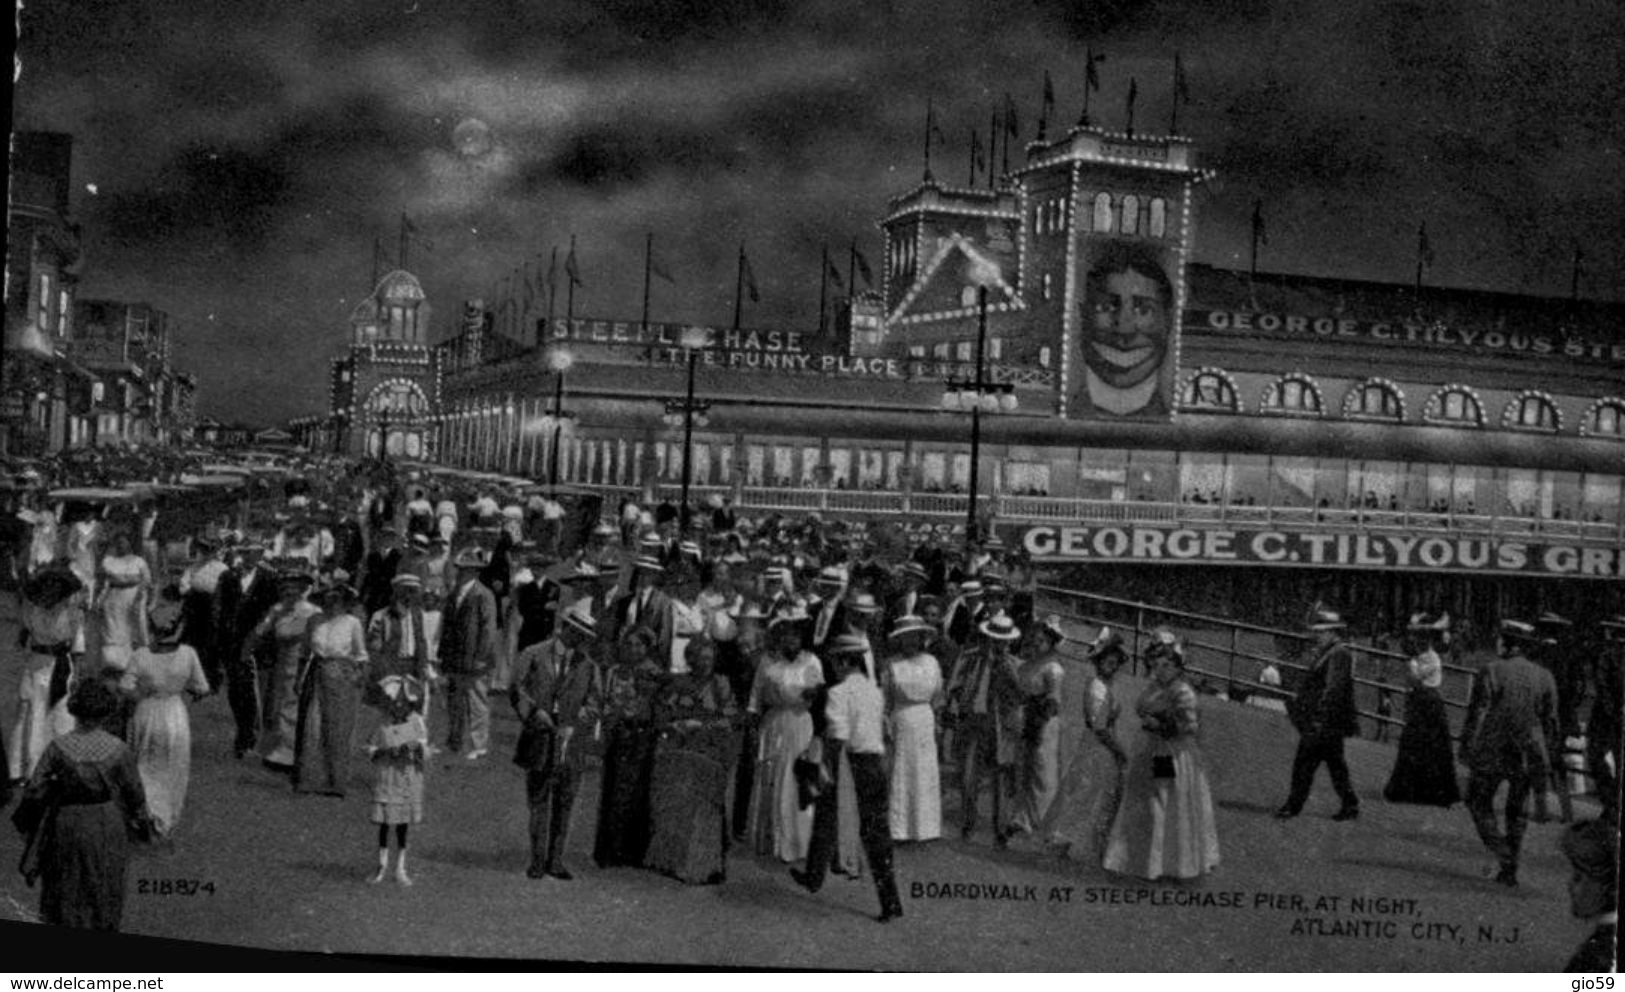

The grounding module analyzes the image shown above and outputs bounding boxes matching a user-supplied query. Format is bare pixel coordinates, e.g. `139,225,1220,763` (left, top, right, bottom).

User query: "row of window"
1181,368,1624,438
1031,193,1171,240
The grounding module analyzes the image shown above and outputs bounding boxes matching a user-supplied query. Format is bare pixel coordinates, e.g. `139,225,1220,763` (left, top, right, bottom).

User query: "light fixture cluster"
1342,376,1407,421
1421,383,1486,427
941,382,1019,413
1175,366,1241,412
1501,389,1564,433
1578,396,1625,439
662,397,712,429
1258,372,1326,417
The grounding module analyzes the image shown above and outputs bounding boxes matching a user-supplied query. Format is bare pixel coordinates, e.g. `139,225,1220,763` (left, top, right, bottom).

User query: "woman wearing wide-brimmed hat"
10,563,87,783
1043,624,1131,862
94,528,151,674
745,605,824,862
251,564,320,769
294,576,368,796
883,614,942,842
13,678,154,930
1103,628,1220,880
124,588,210,837
1006,614,1070,839
1382,612,1462,808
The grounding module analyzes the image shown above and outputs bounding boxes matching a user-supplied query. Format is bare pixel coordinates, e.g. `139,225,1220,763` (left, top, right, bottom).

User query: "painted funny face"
1084,268,1170,396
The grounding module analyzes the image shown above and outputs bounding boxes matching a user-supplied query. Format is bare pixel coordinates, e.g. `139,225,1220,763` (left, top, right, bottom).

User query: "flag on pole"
546,248,558,292
741,249,761,303
1252,200,1268,246
1003,92,1019,137
565,243,583,287
649,246,675,284
853,247,874,287
1417,223,1435,268
1126,77,1138,134
826,255,846,291
402,213,433,251
1086,49,1104,92
1174,52,1191,103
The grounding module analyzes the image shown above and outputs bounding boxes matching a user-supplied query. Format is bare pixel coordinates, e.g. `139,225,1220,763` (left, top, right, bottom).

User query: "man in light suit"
509,608,601,880
440,547,498,760
1462,618,1559,887
1276,608,1362,822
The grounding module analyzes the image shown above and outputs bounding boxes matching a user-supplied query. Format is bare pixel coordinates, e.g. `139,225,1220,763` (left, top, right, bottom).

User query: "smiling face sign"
1069,241,1178,420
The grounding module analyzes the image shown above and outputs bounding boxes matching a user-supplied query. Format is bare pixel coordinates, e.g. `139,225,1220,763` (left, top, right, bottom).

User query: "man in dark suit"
216,542,279,758
610,555,673,664
1276,609,1362,821
440,547,498,759
1462,618,1559,887
511,548,561,654
509,608,601,880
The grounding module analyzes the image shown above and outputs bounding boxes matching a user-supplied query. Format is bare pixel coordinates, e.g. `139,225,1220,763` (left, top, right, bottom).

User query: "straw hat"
633,554,666,573
390,573,423,591
978,611,1020,641
1307,608,1347,631
561,561,602,584
453,547,489,569
1035,613,1067,645
846,591,881,615
888,614,933,641
1499,618,1539,642
814,566,847,588
897,561,928,583
827,633,870,656
562,608,597,638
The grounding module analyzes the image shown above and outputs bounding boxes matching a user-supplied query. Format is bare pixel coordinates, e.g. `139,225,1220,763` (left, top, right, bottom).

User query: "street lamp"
941,268,1018,546
542,348,575,493
660,326,713,534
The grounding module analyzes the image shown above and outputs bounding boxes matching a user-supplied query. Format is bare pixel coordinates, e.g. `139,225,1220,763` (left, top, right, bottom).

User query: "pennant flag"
402,213,433,251
972,129,986,173
741,249,761,303
1043,71,1055,113
565,243,584,286
1174,52,1191,103
1086,49,1104,92
853,247,874,287
1127,78,1138,117
546,247,558,291
1418,223,1435,267
650,247,675,284
1252,200,1268,246
826,255,846,291
1003,92,1019,136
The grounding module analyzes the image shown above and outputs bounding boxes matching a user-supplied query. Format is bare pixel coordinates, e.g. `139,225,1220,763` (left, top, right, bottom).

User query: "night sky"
13,0,1624,425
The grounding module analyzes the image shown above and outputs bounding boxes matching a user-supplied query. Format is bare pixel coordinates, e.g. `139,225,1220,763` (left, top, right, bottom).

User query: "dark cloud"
92,145,293,248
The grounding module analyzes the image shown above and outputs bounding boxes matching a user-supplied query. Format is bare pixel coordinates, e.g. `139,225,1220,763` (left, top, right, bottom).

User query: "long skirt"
1010,715,1061,834
130,695,192,834
1042,733,1125,863
832,747,865,877
593,721,657,867
98,585,145,659
293,660,359,796
9,654,75,781
40,801,131,930
748,706,814,861
888,703,942,841
644,725,734,883
1103,735,1220,881
1383,687,1461,807
259,643,303,767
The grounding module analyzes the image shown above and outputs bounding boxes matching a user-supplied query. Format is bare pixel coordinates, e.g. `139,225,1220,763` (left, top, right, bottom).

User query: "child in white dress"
367,675,427,885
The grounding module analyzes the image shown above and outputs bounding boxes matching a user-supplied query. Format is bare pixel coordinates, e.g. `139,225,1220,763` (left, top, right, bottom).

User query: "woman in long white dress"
125,594,210,836
746,609,823,862
884,615,943,841
96,531,151,672
10,566,85,782
1043,627,1130,862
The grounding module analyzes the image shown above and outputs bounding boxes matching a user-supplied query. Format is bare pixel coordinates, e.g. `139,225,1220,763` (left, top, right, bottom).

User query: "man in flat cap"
1275,608,1361,822
1462,618,1560,887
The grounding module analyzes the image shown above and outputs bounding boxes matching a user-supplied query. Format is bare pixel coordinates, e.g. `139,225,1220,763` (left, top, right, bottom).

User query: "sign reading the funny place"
1020,524,1622,579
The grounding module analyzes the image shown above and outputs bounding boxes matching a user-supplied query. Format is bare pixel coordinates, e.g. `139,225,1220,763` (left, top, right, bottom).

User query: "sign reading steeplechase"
1020,524,1623,578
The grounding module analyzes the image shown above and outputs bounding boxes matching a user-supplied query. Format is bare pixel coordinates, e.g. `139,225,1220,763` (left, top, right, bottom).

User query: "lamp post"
660,326,713,534
941,269,1017,547
543,348,575,493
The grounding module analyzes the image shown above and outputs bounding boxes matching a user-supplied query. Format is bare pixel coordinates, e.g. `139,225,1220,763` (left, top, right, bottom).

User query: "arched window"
1260,373,1325,417
1502,390,1562,432
1581,397,1625,439
1121,195,1140,235
1179,368,1239,413
1093,192,1114,233
1149,198,1167,237
1343,378,1406,421
1034,204,1046,235
1041,272,1053,300
1423,384,1484,427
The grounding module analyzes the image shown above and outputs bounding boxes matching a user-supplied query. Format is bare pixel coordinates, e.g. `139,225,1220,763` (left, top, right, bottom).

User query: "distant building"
323,268,444,458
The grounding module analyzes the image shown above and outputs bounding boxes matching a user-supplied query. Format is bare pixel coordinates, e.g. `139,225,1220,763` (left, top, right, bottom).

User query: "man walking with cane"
1275,608,1361,822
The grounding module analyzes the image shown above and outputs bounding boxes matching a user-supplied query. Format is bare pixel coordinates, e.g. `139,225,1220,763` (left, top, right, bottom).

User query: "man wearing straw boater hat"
510,606,602,880
1461,618,1560,887
611,554,674,663
1275,607,1361,822
439,546,498,760
945,610,1024,844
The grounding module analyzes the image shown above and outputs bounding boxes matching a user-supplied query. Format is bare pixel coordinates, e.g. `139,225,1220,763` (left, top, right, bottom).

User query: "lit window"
1149,198,1167,237
933,342,950,359
989,337,1004,360
1038,346,1052,368
37,273,52,329
1261,374,1324,416
1425,386,1483,426
1585,399,1625,438
1344,379,1404,420
956,341,973,362
1121,195,1140,235
908,345,926,358
960,285,978,308
1034,205,1044,235
1181,370,1237,412
1503,391,1560,432
1042,273,1053,300
1093,193,1114,233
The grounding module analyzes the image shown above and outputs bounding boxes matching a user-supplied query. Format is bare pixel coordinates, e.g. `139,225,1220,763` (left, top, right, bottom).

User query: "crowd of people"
0,447,1618,966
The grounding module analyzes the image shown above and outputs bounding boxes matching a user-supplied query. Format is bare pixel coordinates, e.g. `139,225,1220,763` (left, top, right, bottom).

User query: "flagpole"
1250,200,1262,281
968,129,977,186
818,243,829,335
988,108,998,189
1170,55,1180,134
546,246,558,338
1570,247,1582,303
1081,48,1094,127
922,98,934,182
1001,95,1012,174
641,231,654,338
370,236,381,291
567,234,577,329
399,212,408,270
1126,78,1138,138
1414,224,1426,294
847,239,857,304
733,244,745,332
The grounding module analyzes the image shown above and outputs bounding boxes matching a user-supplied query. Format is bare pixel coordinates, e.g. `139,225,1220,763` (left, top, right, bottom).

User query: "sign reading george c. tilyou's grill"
1020,524,1624,578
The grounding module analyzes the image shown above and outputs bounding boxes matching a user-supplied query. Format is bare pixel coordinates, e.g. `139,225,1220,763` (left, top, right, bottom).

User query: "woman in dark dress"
592,627,665,868
1383,612,1462,806
645,637,738,884
13,679,153,930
